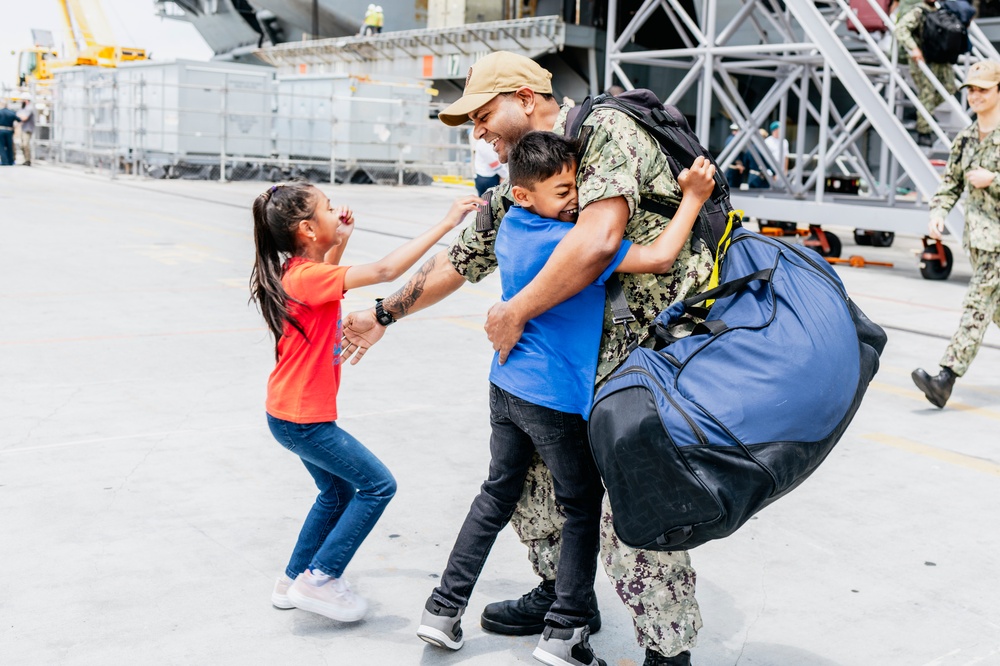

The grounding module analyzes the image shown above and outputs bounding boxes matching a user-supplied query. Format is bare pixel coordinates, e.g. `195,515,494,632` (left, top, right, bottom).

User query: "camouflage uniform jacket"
929,123,1000,252
894,3,931,53
447,105,714,385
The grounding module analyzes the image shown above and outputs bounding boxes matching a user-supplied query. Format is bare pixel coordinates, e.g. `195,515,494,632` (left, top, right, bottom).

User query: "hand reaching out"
444,195,486,228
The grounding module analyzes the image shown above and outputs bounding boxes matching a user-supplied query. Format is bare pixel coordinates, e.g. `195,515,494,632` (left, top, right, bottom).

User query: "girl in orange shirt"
250,182,481,623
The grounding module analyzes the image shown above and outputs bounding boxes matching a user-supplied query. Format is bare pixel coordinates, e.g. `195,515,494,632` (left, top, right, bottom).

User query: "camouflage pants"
940,247,1000,376
510,453,702,657
909,61,957,135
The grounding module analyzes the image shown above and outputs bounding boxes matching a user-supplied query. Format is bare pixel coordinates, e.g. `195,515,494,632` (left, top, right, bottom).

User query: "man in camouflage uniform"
913,60,1000,407
895,0,960,146
340,52,711,666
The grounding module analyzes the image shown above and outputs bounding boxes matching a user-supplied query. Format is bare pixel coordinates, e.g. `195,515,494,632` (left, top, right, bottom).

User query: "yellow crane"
16,0,147,86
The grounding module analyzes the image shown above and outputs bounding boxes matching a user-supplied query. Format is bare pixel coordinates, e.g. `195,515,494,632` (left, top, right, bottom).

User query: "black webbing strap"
638,196,679,221
606,275,639,352
681,268,773,309
653,268,773,346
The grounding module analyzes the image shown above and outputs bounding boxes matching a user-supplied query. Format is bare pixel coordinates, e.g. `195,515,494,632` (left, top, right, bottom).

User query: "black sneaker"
480,580,602,636
643,648,692,666
533,625,606,666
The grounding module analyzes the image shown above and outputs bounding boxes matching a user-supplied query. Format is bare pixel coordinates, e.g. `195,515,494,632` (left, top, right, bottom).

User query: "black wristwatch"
374,298,396,327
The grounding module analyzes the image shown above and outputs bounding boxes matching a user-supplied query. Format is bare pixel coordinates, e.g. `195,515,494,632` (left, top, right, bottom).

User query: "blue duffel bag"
588,227,887,551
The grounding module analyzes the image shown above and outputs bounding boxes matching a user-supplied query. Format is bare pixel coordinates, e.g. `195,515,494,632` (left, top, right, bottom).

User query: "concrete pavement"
1,166,998,665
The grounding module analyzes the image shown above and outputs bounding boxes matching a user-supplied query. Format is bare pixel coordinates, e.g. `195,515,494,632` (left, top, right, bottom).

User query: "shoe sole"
481,616,545,636
286,589,366,622
481,613,601,636
416,624,463,650
271,594,295,610
532,646,604,666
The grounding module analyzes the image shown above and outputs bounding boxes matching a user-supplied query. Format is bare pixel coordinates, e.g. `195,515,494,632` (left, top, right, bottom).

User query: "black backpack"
922,1,972,64
475,89,741,261
565,89,739,261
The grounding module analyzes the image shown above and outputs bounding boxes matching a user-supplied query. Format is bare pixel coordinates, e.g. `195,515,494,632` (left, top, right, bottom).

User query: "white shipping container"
52,66,118,152
115,59,275,160
274,74,434,163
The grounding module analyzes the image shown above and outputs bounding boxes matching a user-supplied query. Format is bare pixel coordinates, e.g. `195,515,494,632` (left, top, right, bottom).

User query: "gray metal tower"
604,0,999,266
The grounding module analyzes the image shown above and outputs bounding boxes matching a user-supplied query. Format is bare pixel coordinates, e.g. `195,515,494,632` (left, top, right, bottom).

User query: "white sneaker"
286,569,368,622
271,573,296,610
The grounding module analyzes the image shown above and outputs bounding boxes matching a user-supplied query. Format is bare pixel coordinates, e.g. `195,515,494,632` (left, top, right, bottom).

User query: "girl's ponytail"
249,183,316,358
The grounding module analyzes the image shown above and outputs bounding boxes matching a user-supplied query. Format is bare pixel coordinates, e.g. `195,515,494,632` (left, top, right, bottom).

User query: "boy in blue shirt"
417,131,716,666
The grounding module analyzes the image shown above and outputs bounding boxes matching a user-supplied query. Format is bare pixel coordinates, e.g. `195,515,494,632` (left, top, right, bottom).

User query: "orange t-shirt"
265,257,349,423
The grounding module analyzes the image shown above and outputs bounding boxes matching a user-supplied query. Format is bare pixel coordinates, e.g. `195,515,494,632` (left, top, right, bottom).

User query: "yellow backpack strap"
705,209,743,306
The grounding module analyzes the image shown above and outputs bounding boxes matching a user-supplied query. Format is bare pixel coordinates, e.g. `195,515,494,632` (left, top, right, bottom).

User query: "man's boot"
643,648,692,666
917,132,934,147
911,366,957,408
480,579,601,635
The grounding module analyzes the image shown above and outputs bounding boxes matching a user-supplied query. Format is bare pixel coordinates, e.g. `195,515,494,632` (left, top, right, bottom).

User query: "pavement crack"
113,436,165,496
17,385,84,448
736,548,768,665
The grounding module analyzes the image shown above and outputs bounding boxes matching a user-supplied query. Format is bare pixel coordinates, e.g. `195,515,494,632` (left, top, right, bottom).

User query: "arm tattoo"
384,254,436,318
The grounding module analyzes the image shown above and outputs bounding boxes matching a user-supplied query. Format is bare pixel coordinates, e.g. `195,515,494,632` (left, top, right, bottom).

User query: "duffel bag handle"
653,268,773,346
656,525,694,549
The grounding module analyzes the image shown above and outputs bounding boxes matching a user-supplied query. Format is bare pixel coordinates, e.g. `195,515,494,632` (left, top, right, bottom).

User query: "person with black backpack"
340,51,719,666
894,0,963,146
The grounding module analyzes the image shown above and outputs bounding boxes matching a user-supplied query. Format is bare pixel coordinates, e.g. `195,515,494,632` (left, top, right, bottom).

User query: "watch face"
375,302,394,325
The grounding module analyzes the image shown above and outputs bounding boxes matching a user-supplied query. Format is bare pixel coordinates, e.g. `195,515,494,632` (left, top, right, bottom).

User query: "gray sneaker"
416,598,465,650
532,625,606,666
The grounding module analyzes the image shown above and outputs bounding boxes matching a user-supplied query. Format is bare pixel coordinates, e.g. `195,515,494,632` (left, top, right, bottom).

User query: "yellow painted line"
863,433,1000,477
459,283,501,299
869,380,1000,421
441,316,485,332
0,327,266,346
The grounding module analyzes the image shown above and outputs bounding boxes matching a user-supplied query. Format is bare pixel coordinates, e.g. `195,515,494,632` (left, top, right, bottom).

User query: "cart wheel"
806,230,842,258
871,231,895,247
920,244,953,280
854,229,873,246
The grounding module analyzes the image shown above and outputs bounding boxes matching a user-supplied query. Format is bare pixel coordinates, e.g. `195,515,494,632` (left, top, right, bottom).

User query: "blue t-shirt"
490,206,631,418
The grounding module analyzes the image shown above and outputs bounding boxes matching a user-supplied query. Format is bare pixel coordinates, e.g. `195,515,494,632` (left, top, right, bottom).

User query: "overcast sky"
1,0,213,92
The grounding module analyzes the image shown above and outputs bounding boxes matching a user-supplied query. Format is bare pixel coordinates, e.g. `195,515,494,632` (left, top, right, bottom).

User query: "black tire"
871,231,895,247
920,244,953,280
806,230,842,258
854,229,873,246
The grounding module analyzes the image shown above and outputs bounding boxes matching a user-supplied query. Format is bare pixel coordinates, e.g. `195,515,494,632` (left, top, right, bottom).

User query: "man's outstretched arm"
341,249,466,364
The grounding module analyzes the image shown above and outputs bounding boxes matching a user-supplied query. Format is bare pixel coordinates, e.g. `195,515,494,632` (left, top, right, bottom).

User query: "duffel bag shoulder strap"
653,267,774,346
607,275,639,353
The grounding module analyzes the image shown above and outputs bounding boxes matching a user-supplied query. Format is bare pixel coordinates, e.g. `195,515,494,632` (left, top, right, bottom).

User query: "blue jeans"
0,131,14,166
432,384,604,628
267,414,397,579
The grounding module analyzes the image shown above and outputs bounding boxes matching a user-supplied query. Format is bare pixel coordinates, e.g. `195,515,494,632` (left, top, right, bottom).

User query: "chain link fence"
28,61,474,186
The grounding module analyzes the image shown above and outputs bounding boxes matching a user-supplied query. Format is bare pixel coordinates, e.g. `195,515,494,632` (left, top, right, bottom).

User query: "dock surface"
1,166,998,665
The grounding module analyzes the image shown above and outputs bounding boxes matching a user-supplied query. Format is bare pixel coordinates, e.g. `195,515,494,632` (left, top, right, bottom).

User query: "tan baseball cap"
438,51,553,127
961,61,1000,89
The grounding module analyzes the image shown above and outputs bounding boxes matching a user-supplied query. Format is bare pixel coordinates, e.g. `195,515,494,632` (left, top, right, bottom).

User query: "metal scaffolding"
605,0,1000,241
255,16,569,80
